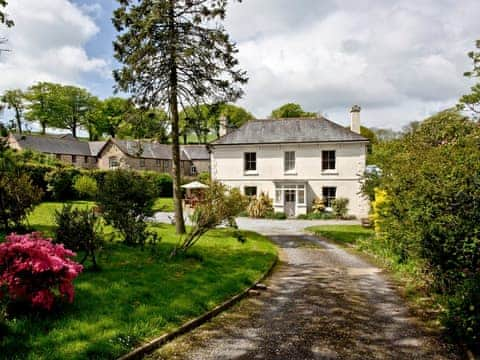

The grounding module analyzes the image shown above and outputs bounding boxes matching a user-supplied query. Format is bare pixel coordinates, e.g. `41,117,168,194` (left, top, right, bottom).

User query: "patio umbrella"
181,181,209,189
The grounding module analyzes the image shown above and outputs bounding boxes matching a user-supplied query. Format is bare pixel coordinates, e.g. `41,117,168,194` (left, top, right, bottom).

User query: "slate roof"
12,134,95,156
113,140,174,159
181,145,210,160
112,140,209,160
88,141,107,156
11,134,209,160
211,117,368,145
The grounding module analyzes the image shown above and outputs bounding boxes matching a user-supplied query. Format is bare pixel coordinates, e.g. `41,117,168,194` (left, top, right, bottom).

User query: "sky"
0,0,478,130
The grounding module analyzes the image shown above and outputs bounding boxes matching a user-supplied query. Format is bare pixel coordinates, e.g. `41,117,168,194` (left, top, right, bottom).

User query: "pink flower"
0,233,83,311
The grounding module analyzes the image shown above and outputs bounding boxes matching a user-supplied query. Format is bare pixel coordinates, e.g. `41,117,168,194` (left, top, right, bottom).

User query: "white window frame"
244,152,257,174
109,156,120,169
274,184,306,206
284,151,296,173
322,150,336,172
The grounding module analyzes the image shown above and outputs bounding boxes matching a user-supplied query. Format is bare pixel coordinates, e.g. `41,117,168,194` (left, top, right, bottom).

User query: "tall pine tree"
113,0,247,234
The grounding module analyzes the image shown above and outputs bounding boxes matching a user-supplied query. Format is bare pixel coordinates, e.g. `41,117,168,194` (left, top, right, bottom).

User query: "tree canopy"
113,0,247,234
24,82,58,134
458,40,480,118
1,89,25,134
270,103,316,119
0,0,13,27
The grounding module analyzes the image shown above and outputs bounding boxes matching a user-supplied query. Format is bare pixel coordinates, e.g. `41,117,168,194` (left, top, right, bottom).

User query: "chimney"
219,115,228,137
350,105,361,134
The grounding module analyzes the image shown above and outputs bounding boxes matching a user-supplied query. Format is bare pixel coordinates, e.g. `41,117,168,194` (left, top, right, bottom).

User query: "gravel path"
148,218,459,360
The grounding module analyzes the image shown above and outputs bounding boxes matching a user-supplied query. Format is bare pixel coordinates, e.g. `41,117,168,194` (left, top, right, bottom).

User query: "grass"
152,197,174,213
1,202,277,360
306,225,374,244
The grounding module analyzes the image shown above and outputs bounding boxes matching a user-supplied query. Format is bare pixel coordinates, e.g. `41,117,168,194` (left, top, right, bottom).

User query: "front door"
284,190,296,217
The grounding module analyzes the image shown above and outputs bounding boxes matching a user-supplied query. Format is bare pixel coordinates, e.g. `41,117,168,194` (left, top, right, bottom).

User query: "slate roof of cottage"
112,140,209,160
11,134,95,156
181,145,210,160
11,134,209,160
211,117,368,145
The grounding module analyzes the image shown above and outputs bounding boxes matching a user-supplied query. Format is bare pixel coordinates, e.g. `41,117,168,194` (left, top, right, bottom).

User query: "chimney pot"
350,105,361,134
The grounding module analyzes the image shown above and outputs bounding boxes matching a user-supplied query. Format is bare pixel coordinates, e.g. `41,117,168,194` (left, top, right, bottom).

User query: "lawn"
1,202,277,360
152,197,174,213
306,225,374,244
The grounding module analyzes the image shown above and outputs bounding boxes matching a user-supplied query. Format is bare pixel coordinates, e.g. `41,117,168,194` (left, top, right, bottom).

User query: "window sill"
284,171,297,175
321,170,339,175
244,171,259,176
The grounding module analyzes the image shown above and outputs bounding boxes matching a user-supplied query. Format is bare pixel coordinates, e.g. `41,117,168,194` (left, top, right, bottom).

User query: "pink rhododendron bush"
0,233,83,311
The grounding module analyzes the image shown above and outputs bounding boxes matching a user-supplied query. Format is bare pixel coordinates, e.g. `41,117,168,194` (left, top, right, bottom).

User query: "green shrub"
196,172,210,184
296,214,309,220
17,163,54,198
266,212,287,220
247,193,273,218
307,212,335,220
73,175,98,200
173,182,248,255
97,170,157,246
0,172,43,231
88,170,109,189
237,210,249,217
54,205,103,269
142,171,173,197
312,197,326,213
442,274,480,349
45,168,81,201
332,198,349,219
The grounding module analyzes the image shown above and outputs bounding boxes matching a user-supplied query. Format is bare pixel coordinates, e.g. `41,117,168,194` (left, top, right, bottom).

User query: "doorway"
284,190,296,217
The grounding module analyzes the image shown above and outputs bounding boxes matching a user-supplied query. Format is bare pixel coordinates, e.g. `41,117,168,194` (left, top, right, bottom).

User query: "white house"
210,106,370,218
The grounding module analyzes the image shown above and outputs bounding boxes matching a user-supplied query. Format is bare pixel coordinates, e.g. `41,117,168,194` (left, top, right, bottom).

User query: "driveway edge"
117,253,279,360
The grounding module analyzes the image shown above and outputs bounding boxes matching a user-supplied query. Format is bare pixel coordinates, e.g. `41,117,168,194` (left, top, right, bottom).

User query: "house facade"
7,134,209,177
210,106,370,218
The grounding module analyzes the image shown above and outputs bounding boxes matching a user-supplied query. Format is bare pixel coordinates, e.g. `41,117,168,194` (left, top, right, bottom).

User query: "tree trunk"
41,122,46,135
15,109,22,134
169,0,186,234
72,118,77,138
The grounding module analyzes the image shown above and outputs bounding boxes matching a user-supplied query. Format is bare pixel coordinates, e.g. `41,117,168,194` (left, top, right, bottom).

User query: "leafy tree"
0,0,14,52
97,170,156,246
181,103,252,142
94,97,133,138
0,0,13,27
172,181,248,256
371,110,480,346
113,0,247,234
54,205,103,269
118,107,170,141
370,127,401,142
459,40,480,119
219,103,252,130
0,172,43,231
270,103,316,119
1,89,25,134
24,82,58,134
48,85,98,138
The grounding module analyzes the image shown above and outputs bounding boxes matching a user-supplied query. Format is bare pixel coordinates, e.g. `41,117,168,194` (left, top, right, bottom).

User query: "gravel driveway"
149,217,459,359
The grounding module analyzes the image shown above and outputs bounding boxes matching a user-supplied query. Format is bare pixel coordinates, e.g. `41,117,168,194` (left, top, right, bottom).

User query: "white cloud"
0,0,107,92
226,0,479,129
